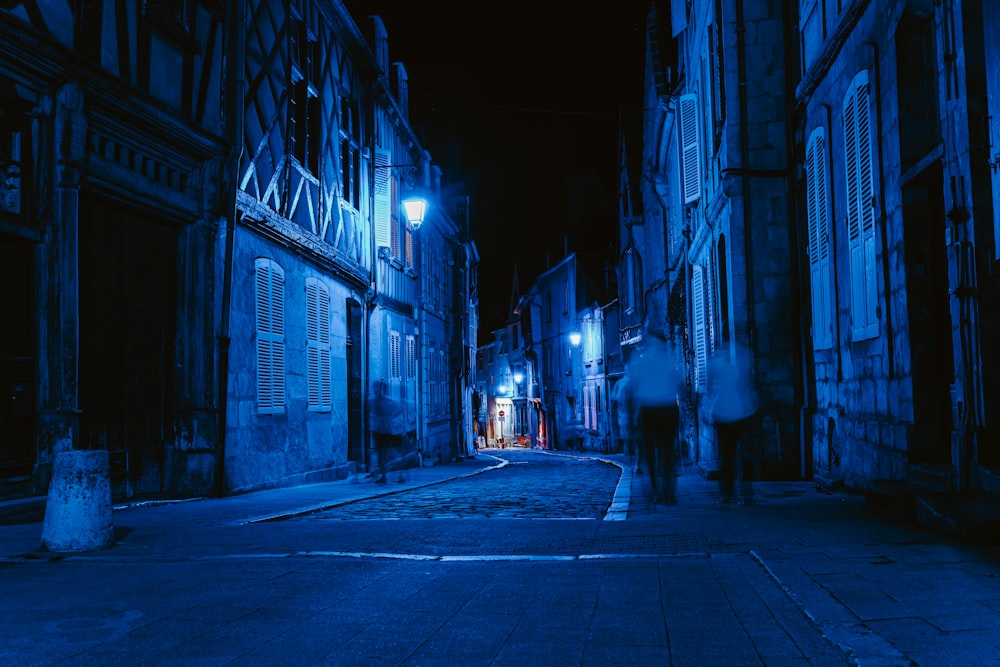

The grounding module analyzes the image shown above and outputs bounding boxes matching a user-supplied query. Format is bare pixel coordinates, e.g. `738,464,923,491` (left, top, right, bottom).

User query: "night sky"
343,1,649,330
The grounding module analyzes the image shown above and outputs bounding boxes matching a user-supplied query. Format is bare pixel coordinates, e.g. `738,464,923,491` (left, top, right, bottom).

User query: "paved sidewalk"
0,454,501,558
2,448,1000,666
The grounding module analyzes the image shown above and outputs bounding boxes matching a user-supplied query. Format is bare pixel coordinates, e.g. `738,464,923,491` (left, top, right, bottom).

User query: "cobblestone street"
2,449,999,666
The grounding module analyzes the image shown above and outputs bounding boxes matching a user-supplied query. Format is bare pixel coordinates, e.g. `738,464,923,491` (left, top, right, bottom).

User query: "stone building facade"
636,0,1000,494
796,0,1000,492
639,0,799,480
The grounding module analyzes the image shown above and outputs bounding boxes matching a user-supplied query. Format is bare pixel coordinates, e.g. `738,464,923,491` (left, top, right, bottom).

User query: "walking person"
611,368,640,474
370,378,404,484
630,327,683,504
706,342,760,504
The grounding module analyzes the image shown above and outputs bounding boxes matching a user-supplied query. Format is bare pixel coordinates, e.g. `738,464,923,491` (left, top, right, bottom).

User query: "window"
843,71,878,340
255,259,286,414
619,246,643,316
0,100,28,215
806,127,833,349
679,93,701,204
406,335,416,380
389,172,414,266
390,330,401,380
290,18,320,174
711,0,726,146
306,278,332,411
340,96,360,208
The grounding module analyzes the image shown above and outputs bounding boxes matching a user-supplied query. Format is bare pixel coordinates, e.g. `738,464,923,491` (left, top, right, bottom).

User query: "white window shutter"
305,279,331,411
692,264,707,390
406,335,416,380
257,338,272,411
679,93,701,205
255,259,286,414
806,128,833,349
374,148,391,248
844,79,864,339
856,79,878,336
843,71,877,340
318,289,331,408
390,331,401,380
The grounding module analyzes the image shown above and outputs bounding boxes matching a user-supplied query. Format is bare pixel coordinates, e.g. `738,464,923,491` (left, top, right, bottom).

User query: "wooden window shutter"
856,76,878,337
255,259,285,414
692,264,708,390
806,128,833,349
406,335,416,380
843,71,877,340
306,278,331,411
679,93,702,205
390,331,401,380
374,148,391,248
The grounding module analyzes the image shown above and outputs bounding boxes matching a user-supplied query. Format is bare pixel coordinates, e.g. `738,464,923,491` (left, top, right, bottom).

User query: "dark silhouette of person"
706,342,760,504
370,378,403,484
630,328,683,504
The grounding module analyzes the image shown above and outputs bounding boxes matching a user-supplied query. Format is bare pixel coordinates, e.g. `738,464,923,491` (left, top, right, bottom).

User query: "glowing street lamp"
568,331,582,347
402,196,427,230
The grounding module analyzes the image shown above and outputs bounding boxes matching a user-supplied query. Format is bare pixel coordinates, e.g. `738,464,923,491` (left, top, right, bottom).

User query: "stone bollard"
41,449,114,552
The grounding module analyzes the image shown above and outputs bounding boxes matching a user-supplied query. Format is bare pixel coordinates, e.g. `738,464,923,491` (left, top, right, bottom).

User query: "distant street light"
569,331,581,347
513,371,524,384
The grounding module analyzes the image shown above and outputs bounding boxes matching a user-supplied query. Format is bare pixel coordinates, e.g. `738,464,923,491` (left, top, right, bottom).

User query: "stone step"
0,495,46,526
914,492,1000,545
864,478,924,520
906,463,955,493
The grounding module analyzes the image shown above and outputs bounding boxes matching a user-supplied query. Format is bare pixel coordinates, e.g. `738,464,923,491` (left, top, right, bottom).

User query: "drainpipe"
216,0,245,496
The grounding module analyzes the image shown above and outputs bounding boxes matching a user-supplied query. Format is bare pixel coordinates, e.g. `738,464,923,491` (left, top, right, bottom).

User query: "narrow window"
390,330,401,380
406,335,416,380
390,173,402,258
340,96,360,208
290,18,319,174
255,258,286,414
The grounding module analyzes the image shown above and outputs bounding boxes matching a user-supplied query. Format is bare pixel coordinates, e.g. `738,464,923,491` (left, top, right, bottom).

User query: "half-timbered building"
0,0,476,501
0,0,228,498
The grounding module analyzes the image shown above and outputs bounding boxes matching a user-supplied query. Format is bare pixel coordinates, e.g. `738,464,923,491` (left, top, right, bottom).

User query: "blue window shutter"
374,148,391,248
679,93,701,205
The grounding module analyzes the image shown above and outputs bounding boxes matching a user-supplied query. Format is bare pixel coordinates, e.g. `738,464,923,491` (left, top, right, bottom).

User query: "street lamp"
569,331,582,347
402,196,427,230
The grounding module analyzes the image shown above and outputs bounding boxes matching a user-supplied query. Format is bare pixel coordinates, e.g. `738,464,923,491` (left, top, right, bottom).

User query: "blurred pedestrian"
370,378,404,484
706,342,760,504
630,327,683,504
611,369,640,473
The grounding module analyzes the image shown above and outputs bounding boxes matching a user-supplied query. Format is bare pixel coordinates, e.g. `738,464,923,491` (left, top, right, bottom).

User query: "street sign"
498,410,505,417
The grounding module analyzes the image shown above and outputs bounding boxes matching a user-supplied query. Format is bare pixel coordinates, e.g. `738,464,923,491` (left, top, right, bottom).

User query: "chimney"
392,61,409,119
362,16,389,74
